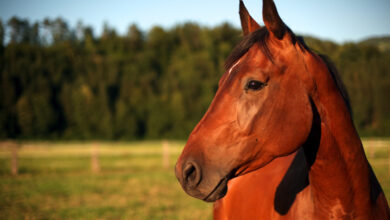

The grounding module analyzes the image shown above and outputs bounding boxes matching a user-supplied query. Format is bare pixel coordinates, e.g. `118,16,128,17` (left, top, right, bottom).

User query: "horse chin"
203,177,229,202
202,169,237,202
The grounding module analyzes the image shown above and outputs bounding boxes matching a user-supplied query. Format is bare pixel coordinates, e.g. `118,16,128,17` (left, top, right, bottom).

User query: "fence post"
1,141,19,176
369,146,375,158
162,140,170,169
388,150,390,177
91,143,100,174
10,143,19,176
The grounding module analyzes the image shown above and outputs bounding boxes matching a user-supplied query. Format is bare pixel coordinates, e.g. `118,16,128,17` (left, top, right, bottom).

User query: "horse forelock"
225,27,272,71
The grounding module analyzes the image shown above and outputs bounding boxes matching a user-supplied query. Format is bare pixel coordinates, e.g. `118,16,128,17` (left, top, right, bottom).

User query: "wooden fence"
0,140,173,176
0,139,389,176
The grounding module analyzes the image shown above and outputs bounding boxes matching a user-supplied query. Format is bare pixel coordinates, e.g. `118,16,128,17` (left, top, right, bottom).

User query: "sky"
0,0,389,43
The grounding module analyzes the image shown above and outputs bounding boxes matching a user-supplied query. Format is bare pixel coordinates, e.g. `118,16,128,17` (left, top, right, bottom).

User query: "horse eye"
246,80,267,91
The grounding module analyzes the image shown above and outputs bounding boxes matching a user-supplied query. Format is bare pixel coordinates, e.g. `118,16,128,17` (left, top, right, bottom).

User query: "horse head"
176,0,317,202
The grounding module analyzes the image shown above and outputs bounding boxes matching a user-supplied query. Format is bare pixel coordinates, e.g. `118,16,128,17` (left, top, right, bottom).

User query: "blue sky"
0,0,389,43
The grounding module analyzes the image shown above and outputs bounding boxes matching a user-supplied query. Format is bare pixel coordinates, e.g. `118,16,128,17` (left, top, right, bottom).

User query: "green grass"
0,140,389,219
0,141,212,220
362,138,390,202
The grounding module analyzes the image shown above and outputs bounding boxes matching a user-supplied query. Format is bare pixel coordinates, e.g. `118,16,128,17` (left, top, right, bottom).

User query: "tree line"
0,17,389,140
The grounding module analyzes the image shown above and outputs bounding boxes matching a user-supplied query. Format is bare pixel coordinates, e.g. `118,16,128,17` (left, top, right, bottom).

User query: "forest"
0,17,389,140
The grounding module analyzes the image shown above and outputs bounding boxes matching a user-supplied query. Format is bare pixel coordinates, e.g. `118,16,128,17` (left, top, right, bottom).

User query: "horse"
175,0,390,219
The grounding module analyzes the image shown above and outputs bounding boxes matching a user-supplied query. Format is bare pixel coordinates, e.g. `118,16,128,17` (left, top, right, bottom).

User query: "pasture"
0,140,389,219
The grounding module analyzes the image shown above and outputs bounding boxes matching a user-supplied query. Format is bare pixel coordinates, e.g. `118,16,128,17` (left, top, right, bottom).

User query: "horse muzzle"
175,158,232,202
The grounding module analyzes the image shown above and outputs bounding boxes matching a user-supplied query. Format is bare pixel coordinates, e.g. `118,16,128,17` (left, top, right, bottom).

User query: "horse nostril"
183,162,201,186
184,164,196,182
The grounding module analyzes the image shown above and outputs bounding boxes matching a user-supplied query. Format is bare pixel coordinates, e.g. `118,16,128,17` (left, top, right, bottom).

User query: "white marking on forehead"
228,59,242,77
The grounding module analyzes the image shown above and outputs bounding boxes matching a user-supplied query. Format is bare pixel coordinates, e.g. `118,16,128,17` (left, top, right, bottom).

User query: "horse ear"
240,0,261,36
262,0,286,39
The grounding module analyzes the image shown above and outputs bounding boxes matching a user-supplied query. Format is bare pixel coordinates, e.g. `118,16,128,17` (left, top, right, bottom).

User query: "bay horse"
175,0,390,219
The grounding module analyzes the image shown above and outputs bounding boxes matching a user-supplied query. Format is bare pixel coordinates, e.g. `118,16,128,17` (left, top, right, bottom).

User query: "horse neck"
304,55,372,217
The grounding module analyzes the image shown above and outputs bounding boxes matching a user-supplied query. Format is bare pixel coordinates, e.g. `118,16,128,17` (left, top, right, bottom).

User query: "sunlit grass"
363,138,390,202
0,139,389,219
0,141,212,220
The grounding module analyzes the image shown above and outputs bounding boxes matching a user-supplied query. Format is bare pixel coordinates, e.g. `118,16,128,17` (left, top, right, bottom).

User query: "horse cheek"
236,97,259,133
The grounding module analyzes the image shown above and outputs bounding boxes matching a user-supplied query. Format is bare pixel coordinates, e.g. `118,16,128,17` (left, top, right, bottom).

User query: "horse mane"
224,28,352,114
316,54,352,114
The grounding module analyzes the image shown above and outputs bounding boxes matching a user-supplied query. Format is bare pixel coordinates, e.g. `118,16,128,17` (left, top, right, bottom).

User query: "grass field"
0,140,389,219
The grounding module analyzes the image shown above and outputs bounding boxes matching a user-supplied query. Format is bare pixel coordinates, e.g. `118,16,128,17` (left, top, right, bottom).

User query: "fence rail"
0,140,175,176
0,139,389,176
